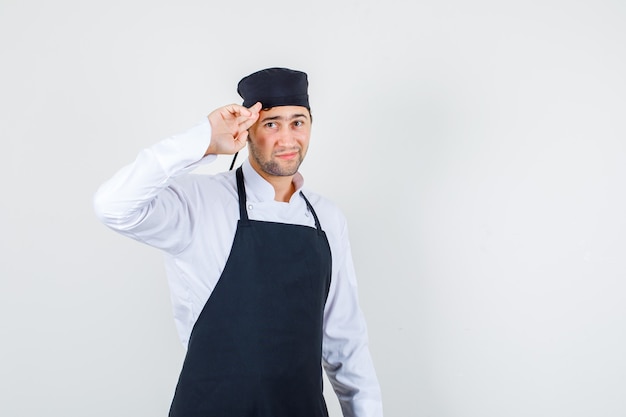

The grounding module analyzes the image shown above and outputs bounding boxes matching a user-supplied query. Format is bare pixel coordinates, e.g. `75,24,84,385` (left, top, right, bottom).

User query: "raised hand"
205,102,262,156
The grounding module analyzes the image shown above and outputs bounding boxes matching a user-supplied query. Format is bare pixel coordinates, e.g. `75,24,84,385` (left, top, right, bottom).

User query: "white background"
1,1,625,416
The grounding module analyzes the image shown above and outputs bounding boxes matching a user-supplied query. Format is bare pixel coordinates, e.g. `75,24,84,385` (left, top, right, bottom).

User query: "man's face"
247,105,311,178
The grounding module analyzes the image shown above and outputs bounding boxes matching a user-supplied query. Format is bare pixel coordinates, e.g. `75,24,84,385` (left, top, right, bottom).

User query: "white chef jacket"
93,120,383,417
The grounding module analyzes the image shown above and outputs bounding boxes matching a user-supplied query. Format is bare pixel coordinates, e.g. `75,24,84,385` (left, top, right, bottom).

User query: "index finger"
239,102,261,127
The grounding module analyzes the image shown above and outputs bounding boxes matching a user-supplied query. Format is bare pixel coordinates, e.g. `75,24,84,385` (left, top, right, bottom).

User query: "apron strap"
299,191,322,233
235,167,249,224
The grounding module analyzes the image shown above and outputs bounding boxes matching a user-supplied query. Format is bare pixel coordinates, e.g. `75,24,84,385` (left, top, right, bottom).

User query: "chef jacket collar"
242,158,304,203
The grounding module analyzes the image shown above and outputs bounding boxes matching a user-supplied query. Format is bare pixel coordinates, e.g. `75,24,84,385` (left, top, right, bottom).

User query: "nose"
276,127,296,147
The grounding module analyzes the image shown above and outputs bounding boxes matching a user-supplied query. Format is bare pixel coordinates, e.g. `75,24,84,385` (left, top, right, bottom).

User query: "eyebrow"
260,113,309,123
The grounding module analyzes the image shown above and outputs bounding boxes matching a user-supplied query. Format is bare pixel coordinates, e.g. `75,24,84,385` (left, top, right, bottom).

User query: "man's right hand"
205,102,262,156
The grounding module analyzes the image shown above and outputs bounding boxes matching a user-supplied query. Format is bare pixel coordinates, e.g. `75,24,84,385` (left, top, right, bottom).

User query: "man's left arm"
322,219,384,417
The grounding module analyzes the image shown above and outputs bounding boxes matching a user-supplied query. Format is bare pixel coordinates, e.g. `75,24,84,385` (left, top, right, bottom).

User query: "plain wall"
1,0,625,416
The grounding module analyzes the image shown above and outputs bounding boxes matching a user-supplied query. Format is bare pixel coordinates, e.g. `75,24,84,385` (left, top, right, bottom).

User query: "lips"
274,149,300,159
276,152,298,159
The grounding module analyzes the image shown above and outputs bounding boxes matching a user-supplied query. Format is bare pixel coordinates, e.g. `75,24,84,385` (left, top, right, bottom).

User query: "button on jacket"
93,120,383,417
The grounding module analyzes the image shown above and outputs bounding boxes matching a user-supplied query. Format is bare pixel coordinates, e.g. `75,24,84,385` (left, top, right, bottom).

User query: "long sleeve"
93,120,216,253
322,220,384,417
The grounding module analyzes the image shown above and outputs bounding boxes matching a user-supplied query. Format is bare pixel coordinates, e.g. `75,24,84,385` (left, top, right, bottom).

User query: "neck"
270,176,296,202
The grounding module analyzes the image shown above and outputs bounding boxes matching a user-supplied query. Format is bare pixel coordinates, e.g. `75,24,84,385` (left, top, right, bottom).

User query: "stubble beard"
247,138,304,177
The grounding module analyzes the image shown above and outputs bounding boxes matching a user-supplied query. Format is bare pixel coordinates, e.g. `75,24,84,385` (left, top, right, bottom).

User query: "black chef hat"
237,67,310,110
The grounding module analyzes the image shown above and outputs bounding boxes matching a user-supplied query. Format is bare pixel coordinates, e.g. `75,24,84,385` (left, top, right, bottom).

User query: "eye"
293,120,304,127
265,122,277,128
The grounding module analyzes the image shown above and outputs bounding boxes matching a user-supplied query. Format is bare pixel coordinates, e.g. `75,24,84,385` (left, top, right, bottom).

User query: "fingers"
235,102,261,132
235,129,249,144
239,114,258,131
249,102,262,113
222,102,261,119
243,102,261,123
206,102,262,155
222,103,250,117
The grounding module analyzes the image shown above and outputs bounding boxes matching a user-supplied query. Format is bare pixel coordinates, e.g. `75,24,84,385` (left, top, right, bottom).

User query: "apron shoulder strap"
299,191,322,233
235,167,249,224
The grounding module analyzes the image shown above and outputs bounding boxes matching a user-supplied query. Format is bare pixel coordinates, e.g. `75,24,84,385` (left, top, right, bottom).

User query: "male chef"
94,67,383,417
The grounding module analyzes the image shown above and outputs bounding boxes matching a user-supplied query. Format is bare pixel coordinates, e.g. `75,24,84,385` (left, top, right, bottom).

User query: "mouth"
274,150,300,160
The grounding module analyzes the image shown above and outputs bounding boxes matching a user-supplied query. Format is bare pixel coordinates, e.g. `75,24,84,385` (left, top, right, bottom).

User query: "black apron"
169,167,332,417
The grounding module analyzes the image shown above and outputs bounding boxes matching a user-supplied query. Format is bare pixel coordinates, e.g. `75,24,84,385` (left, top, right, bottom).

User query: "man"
94,67,383,417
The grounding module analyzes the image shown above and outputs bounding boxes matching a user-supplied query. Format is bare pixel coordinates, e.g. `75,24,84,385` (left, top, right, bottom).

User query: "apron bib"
169,166,332,417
